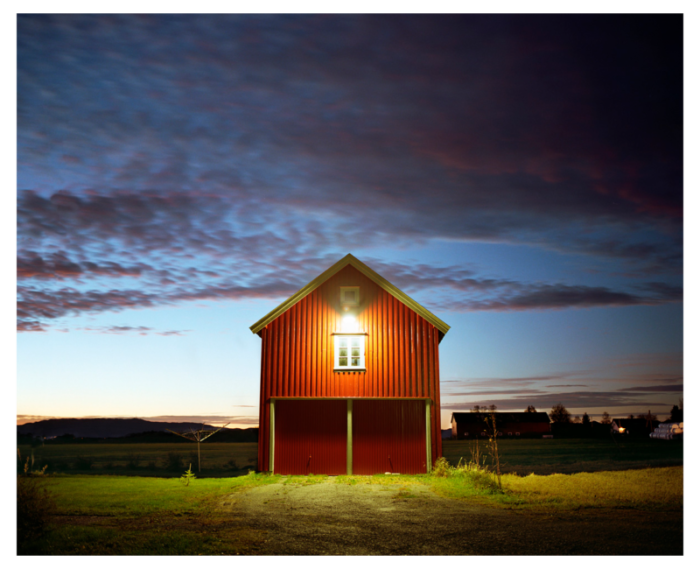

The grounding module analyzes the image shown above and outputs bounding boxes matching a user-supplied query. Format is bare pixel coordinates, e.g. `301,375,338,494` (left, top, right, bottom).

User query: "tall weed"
484,413,503,490
431,451,503,495
17,474,57,552
432,457,452,477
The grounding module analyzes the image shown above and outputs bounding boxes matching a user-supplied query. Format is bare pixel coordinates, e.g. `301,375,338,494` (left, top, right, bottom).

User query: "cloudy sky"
17,14,683,428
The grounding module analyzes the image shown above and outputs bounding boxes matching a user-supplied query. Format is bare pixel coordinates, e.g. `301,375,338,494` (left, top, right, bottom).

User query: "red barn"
250,254,450,475
450,411,551,439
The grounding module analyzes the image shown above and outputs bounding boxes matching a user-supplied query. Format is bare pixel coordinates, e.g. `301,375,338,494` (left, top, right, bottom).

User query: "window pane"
339,338,348,348
351,348,360,357
339,357,348,367
351,338,360,348
339,348,348,357
351,357,360,366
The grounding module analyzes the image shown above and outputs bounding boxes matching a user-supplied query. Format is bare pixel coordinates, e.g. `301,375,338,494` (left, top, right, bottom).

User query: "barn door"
274,400,347,475
352,400,427,474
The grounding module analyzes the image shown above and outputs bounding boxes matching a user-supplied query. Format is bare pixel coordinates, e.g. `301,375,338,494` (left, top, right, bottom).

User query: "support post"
347,399,353,475
269,399,275,473
425,399,432,473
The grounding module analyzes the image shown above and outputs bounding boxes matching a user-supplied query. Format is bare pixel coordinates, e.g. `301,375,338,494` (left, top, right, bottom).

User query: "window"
334,334,365,371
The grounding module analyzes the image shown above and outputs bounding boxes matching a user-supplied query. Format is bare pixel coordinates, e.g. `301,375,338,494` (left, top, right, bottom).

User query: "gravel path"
219,479,682,555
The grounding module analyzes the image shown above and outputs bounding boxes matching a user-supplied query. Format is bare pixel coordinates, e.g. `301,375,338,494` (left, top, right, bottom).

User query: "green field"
17,442,258,477
17,438,682,478
442,437,683,475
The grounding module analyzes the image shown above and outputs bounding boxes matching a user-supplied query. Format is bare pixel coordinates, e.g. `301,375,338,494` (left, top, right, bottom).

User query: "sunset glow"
17,14,682,429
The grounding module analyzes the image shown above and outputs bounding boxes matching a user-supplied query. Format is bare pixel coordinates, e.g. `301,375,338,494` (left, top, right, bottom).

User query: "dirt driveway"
219,479,682,555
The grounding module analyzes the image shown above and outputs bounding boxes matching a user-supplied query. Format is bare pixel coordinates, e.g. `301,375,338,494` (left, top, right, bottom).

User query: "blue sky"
16,14,683,428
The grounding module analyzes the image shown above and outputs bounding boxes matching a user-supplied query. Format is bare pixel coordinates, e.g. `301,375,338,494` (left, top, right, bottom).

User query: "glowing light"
341,315,358,333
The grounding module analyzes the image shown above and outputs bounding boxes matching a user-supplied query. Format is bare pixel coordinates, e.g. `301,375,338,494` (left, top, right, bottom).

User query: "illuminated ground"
218,478,682,555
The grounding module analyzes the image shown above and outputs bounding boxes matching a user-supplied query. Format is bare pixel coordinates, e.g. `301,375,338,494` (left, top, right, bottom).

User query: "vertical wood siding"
257,265,443,471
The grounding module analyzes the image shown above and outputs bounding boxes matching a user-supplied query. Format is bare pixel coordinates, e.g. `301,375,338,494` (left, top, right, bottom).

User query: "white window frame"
334,333,366,371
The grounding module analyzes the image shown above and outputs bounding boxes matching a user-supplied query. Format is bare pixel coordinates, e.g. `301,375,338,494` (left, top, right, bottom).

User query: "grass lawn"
19,472,277,555
500,467,683,510
429,466,683,511
17,439,683,554
46,474,264,516
19,464,683,555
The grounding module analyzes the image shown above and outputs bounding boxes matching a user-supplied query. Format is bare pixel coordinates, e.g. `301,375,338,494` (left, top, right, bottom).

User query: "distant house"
551,419,610,438
450,412,551,439
611,418,660,437
586,420,614,437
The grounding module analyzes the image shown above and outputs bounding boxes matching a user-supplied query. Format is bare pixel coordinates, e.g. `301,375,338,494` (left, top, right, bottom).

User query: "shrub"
432,454,502,494
180,464,197,486
432,457,452,477
17,449,45,475
17,475,57,552
456,467,501,493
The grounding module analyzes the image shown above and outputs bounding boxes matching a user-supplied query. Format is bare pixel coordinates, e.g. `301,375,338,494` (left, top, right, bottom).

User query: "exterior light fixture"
341,315,358,333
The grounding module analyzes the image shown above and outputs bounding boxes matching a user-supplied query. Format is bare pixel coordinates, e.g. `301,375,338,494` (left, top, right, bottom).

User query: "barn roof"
451,412,551,424
250,253,451,337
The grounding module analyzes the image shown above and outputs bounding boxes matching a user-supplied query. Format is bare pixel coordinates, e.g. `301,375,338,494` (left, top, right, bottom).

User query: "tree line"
470,402,683,424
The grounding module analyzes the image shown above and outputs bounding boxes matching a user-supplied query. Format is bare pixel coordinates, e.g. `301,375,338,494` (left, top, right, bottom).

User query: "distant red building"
450,412,551,439
250,254,450,475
